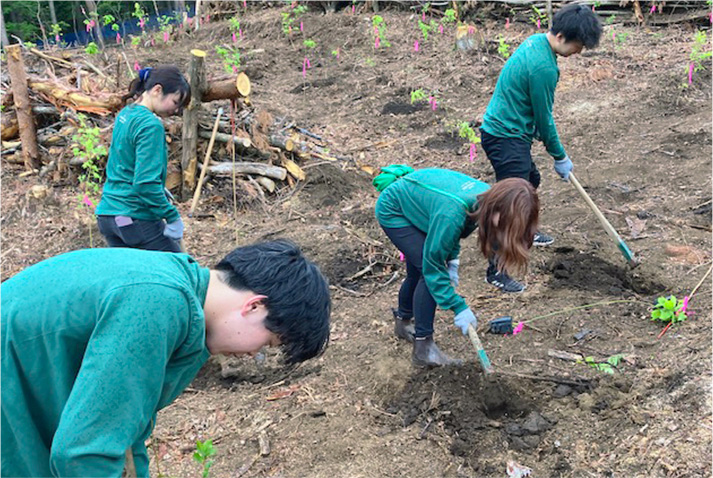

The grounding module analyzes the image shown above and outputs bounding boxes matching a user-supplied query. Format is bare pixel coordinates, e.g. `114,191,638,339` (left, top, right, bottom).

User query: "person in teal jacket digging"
1,240,330,477
374,166,539,367
479,4,602,292
96,65,191,252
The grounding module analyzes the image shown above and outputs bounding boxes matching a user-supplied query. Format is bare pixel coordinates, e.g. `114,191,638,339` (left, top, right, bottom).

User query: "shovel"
569,173,639,268
467,323,493,375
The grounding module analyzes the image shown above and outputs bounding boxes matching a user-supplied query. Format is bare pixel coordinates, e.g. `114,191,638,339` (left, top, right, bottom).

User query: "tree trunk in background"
6,44,41,171
175,0,186,14
84,0,105,49
181,49,206,199
49,0,58,25
0,9,9,48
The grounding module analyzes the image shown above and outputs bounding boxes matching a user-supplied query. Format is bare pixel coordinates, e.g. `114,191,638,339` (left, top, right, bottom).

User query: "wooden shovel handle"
569,173,620,242
467,324,493,375
189,107,224,217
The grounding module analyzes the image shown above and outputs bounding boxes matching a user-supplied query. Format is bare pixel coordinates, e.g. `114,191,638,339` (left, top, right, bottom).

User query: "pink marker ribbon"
139,18,145,29
689,62,694,84
374,27,380,49
428,96,437,111
512,322,524,336
649,4,656,14
163,31,169,43
536,18,541,29
300,21,303,32
134,61,141,71
414,40,419,52
469,143,476,162
302,57,311,78
399,252,405,262
506,18,510,29
438,24,444,34
116,32,121,44
82,194,95,209
55,34,61,43
232,32,237,42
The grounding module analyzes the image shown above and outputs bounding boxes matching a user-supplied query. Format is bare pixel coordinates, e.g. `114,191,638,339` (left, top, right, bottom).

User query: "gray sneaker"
533,231,554,246
486,264,525,293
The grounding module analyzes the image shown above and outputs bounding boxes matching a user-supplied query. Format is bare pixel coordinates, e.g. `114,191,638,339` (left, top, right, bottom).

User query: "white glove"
454,308,477,335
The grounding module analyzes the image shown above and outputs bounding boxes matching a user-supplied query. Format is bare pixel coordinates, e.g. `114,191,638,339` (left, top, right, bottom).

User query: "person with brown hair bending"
96,65,191,252
374,166,539,367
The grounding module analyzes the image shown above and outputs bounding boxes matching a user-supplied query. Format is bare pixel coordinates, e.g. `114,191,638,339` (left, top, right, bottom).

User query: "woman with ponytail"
96,66,191,252
374,167,538,367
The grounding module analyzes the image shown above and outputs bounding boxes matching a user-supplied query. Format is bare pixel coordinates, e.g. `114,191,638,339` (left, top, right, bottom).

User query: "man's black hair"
550,4,603,49
215,239,331,364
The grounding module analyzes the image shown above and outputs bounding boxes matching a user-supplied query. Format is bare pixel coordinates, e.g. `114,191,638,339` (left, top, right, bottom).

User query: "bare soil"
2,5,712,478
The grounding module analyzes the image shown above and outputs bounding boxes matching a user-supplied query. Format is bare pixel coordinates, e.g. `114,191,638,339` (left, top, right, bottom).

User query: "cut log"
205,161,287,181
181,49,206,200
255,176,275,193
6,45,40,170
1,110,18,141
198,129,252,149
281,156,306,181
28,80,122,114
201,73,251,102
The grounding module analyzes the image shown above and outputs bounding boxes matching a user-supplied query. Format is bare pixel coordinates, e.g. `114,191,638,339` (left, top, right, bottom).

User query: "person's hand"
554,156,573,180
163,217,184,240
454,308,477,335
447,259,460,287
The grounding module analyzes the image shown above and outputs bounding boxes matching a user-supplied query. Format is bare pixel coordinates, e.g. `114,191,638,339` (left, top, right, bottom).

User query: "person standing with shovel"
479,4,602,292
374,166,539,367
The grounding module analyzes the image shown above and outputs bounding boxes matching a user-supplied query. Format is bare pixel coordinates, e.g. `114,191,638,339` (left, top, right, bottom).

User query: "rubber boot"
412,336,463,368
393,308,415,343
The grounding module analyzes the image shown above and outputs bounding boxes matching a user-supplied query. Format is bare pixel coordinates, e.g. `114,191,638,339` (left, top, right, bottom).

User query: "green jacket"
481,33,567,160
375,168,490,314
96,104,180,222
1,248,211,477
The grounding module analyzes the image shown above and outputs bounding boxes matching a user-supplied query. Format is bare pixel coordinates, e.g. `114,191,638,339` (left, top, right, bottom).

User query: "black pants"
97,215,182,252
381,225,437,338
480,129,541,189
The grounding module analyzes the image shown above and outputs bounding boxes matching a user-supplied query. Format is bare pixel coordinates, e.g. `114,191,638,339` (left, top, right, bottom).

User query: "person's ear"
150,84,163,97
240,294,267,317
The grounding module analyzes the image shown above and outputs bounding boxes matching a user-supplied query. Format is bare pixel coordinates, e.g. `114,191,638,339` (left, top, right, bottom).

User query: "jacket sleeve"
529,66,567,160
132,121,180,222
422,213,468,315
49,284,188,477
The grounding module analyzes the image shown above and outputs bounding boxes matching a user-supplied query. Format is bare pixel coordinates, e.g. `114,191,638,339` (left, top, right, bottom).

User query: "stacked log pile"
1,45,345,207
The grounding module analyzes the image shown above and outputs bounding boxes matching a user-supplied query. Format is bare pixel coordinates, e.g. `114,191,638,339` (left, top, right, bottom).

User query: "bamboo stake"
189,107,223,217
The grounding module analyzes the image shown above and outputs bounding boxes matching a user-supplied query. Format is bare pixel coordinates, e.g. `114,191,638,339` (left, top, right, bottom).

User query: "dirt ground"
2,4,712,477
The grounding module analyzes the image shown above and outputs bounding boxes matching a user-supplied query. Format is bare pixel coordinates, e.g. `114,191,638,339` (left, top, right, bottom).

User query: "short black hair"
122,65,191,109
550,4,603,49
215,239,331,364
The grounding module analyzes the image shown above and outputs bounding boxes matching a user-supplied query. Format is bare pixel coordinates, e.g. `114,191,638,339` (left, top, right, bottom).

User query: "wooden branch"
190,107,223,217
181,49,206,199
205,162,287,181
6,45,40,170
28,47,73,69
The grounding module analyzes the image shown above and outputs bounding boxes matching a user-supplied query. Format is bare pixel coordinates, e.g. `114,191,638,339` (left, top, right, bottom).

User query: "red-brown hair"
472,178,539,274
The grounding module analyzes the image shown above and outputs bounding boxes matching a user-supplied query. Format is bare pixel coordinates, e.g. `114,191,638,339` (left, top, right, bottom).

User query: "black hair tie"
138,67,153,82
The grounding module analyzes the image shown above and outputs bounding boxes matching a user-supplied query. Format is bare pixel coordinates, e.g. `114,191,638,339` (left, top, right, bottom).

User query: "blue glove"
554,156,573,180
163,217,184,240
454,308,477,335
447,259,460,287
